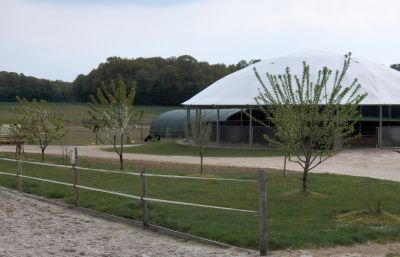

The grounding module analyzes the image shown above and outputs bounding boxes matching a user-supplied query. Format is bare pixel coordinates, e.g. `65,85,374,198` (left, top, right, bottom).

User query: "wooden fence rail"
0,157,255,182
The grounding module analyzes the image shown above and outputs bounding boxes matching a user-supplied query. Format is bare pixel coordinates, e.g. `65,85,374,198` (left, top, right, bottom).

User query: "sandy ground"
0,187,255,257
1,187,400,257
1,145,400,182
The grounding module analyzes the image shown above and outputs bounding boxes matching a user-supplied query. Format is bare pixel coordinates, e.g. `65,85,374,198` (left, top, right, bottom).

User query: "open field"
115,140,285,157
1,152,400,250
0,102,180,125
0,102,180,145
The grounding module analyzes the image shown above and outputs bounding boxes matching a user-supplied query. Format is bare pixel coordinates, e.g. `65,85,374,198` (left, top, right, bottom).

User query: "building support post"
389,105,392,126
186,107,190,140
249,107,253,147
379,105,383,148
359,106,362,134
216,107,220,146
240,108,243,126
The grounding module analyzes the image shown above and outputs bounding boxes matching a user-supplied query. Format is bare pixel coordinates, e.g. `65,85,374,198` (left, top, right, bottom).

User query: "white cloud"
0,0,399,81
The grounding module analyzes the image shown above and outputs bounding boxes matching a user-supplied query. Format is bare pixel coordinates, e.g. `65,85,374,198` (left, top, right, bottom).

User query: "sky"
0,0,399,82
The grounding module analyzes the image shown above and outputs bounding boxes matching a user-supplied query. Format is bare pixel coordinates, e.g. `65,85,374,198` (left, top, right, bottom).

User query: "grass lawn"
112,140,286,157
1,153,400,250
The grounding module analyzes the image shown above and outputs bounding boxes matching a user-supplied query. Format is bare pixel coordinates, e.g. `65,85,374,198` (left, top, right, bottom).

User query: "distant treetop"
391,64,400,72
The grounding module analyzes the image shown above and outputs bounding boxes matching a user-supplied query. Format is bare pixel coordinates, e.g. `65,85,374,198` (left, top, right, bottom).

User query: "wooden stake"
141,168,149,228
16,144,23,193
72,147,80,206
258,170,267,256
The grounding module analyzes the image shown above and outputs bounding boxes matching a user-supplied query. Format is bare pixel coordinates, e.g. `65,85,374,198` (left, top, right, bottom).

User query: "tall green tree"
72,55,248,105
88,76,143,170
0,71,73,102
16,97,66,161
254,53,367,193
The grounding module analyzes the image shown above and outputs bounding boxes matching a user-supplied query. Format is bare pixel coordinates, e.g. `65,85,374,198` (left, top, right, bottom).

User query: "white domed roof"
182,52,400,106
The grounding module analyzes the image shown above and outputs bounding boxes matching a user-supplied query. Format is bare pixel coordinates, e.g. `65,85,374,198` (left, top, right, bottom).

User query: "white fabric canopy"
182,51,400,106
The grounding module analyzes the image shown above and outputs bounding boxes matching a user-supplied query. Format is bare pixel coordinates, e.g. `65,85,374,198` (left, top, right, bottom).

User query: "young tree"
5,105,32,192
254,53,367,194
16,97,66,161
88,76,143,170
190,111,212,174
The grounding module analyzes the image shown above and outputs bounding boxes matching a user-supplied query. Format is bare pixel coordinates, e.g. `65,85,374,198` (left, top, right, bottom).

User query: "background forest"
0,55,398,106
0,55,260,105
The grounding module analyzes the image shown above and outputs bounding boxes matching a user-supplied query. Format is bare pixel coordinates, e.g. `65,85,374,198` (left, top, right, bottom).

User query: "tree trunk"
200,154,203,175
119,153,124,170
200,147,203,175
302,166,309,194
120,135,124,170
283,155,287,177
41,148,45,161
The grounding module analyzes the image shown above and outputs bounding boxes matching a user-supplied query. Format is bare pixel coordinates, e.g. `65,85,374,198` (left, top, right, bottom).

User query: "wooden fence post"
141,168,149,228
16,144,23,193
72,147,80,206
258,170,267,256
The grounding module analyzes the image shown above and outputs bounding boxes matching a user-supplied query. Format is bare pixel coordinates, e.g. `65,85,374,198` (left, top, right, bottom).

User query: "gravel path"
0,188,255,257
1,145,400,182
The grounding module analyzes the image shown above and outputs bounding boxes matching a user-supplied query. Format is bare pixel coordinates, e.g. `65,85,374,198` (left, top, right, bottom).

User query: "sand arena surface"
0,188,255,257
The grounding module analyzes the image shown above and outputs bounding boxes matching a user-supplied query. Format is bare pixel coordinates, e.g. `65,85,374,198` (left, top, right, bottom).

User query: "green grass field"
0,102,180,145
0,102,180,125
116,140,285,157
1,152,400,250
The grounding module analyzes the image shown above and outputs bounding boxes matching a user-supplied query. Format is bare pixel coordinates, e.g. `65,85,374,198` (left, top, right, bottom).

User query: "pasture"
1,152,400,250
0,103,181,145
0,102,180,124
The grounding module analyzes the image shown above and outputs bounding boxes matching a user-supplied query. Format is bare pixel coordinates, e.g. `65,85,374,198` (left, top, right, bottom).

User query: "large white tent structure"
182,52,400,147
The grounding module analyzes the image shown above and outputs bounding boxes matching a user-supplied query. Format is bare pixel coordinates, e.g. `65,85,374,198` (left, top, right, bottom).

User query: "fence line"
0,155,267,255
0,157,256,183
0,170,257,214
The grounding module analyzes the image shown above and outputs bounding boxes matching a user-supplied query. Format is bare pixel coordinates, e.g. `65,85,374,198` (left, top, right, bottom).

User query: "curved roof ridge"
183,52,400,106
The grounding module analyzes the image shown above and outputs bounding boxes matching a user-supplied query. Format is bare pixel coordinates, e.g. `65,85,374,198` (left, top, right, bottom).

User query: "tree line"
0,71,73,102
73,55,259,105
0,56,398,105
0,55,258,105
391,64,400,72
